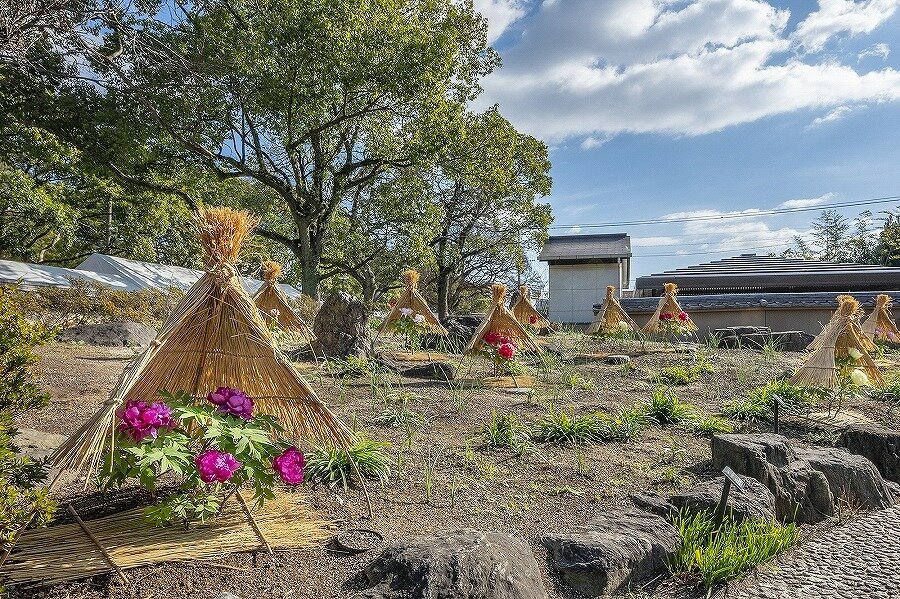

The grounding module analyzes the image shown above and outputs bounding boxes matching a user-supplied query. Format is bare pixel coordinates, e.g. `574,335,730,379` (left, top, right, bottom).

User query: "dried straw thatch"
1,493,333,587
808,295,875,352
861,294,900,343
791,296,884,388
510,285,551,330
586,285,640,336
51,207,353,479
463,284,542,355
253,260,315,343
377,270,447,335
642,283,698,334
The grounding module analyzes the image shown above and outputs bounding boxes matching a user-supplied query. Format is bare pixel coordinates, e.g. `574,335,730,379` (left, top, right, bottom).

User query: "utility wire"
548,194,900,229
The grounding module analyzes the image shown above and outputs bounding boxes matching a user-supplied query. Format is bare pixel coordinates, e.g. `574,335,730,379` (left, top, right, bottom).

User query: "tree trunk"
297,223,321,299
436,267,450,320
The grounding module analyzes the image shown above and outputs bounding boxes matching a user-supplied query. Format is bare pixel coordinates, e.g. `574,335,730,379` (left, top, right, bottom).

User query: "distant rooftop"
538,234,631,262
621,290,900,312
636,254,900,296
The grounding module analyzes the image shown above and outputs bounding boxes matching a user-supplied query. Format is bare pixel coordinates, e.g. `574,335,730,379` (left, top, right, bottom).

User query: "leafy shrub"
0,285,57,545
646,386,696,425
565,372,596,390
14,279,183,329
325,355,372,376
306,437,392,490
532,410,604,445
671,510,798,589
481,411,530,451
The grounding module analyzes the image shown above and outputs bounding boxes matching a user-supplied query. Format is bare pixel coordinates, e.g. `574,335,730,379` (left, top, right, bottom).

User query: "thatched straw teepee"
642,283,698,334
808,295,874,351
511,285,551,330
587,285,640,336
253,260,315,343
464,284,542,355
51,207,354,479
861,294,900,343
377,270,447,336
791,296,883,388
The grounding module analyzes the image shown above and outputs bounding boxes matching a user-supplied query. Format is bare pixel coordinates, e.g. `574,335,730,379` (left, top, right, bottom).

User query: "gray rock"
400,361,456,381
771,331,815,352
312,292,370,359
604,355,631,365
360,529,547,599
629,493,677,519
669,475,777,521
839,424,900,483
794,446,895,511
542,510,679,598
57,321,157,347
712,433,796,478
14,428,67,461
773,460,835,523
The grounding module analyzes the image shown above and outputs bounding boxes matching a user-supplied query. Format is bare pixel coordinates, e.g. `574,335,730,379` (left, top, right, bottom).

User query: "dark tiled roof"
617,291,900,313
636,254,900,292
538,234,631,261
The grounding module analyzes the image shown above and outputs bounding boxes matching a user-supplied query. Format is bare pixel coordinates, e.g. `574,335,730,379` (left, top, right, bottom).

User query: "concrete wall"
549,263,621,323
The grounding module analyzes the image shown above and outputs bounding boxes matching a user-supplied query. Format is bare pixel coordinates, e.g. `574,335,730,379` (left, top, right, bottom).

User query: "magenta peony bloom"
118,400,174,442
497,342,516,360
677,311,689,322
272,446,306,485
207,387,254,420
660,312,673,321
483,330,500,346
529,314,538,324
195,449,241,483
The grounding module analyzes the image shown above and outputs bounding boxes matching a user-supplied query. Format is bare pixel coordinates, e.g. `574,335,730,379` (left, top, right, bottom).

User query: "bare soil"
12,336,900,599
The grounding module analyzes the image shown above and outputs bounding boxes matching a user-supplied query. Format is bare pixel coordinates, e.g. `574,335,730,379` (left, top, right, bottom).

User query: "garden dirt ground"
12,335,900,599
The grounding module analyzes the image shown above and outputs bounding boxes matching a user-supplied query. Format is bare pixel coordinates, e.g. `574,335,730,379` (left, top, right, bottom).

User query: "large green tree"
77,0,497,297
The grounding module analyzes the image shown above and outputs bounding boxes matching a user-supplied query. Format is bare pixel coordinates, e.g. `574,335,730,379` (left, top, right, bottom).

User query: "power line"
632,241,792,258
548,194,900,230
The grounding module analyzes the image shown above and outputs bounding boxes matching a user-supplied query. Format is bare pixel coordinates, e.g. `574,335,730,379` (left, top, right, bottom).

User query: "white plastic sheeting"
0,259,132,291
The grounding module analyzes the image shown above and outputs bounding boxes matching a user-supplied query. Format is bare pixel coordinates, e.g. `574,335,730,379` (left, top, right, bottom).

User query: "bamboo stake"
67,504,130,584
234,491,273,556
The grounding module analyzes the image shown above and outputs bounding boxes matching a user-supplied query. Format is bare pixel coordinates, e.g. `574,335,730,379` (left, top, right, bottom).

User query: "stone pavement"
733,505,900,599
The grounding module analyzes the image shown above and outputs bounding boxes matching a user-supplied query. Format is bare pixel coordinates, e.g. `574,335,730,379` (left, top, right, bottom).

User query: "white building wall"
548,263,621,323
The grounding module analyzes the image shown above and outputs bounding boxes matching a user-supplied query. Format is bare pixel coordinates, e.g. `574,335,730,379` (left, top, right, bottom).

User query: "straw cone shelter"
511,285,551,330
377,270,447,335
51,207,354,478
253,260,315,343
791,296,884,388
642,283,698,334
809,295,874,351
587,285,641,335
464,284,542,355
861,294,900,343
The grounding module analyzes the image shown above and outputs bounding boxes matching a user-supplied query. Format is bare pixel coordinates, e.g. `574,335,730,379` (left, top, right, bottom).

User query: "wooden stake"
234,490,273,556
67,504,129,584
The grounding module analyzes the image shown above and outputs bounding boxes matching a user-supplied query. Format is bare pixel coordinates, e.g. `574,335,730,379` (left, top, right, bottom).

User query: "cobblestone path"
733,505,900,598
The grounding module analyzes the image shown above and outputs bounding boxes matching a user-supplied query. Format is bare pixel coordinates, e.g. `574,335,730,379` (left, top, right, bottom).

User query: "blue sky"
472,0,900,287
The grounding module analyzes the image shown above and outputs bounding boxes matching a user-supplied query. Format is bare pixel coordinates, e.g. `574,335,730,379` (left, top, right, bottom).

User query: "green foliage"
0,285,56,544
101,390,287,525
671,510,798,589
481,412,530,452
646,386,696,425
691,414,734,435
564,372,597,390
372,406,424,428
868,379,900,406
659,355,714,386
306,437,392,490
326,355,373,377
724,380,816,421
531,410,605,446
594,405,649,442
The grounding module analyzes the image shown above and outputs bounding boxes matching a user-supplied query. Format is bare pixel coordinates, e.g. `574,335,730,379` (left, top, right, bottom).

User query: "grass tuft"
723,380,816,421
305,437,392,490
532,410,604,445
646,386,696,425
481,411,530,452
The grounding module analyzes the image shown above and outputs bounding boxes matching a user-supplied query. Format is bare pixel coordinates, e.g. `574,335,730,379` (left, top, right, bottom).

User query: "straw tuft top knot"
491,283,508,305
196,206,258,267
402,269,420,290
838,296,860,317
876,294,891,308
606,285,615,298
519,285,529,299
664,282,678,296
260,260,282,283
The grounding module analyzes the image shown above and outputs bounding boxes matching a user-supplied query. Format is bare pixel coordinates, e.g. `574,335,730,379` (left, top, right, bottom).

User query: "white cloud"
632,236,684,246
474,0,528,43
476,0,900,140
793,0,899,53
859,42,891,60
580,135,613,150
778,192,836,208
808,106,856,127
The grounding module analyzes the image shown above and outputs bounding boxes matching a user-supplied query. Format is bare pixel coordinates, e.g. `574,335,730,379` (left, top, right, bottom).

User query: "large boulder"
711,433,796,485
542,510,679,598
312,292,370,359
57,321,157,347
839,424,900,483
359,529,547,599
669,475,777,522
422,315,482,353
794,446,895,511
399,361,456,381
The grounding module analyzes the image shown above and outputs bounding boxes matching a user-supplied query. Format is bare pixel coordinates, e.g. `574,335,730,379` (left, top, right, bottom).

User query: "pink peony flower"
195,449,241,483
529,314,538,325
273,446,306,485
677,311,689,322
483,330,500,345
207,387,254,420
497,342,516,360
660,312,673,321
388,298,397,308
118,400,174,442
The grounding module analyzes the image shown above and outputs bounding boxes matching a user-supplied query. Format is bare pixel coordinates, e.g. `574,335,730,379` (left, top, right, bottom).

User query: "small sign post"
772,395,783,434
713,466,745,531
